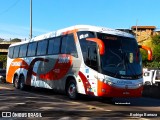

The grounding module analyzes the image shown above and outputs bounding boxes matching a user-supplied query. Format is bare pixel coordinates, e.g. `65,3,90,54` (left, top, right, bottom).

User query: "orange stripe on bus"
62,29,78,42
6,58,29,83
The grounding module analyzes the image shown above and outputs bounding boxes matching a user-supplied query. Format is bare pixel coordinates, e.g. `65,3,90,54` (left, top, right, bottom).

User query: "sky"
0,0,160,40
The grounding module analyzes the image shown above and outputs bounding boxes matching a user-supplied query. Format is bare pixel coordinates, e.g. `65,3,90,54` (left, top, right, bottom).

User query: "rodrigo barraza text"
130,113,158,117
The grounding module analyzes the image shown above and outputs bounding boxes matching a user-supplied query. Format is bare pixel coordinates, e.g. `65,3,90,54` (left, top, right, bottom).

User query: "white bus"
6,25,152,99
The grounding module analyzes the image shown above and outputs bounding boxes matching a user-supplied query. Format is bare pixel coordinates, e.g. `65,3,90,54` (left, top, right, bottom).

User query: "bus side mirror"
138,45,152,61
86,38,105,55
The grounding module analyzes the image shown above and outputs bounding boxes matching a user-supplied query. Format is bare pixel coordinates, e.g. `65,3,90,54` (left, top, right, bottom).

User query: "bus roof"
9,25,135,47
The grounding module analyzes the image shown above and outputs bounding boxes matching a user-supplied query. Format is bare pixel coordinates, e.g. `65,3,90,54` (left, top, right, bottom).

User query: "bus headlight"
107,81,112,85
103,79,114,85
138,82,143,87
103,79,108,84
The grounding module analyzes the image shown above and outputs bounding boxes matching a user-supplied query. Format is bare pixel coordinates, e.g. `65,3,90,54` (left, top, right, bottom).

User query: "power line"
0,0,20,15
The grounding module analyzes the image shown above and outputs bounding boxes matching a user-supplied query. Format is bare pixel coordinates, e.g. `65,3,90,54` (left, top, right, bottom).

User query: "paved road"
0,83,160,120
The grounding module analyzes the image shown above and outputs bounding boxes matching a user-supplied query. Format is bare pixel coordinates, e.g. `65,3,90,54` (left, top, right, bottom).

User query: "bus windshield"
97,33,142,79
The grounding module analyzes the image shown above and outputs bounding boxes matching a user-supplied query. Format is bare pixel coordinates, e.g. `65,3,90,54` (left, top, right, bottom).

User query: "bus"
6,25,152,99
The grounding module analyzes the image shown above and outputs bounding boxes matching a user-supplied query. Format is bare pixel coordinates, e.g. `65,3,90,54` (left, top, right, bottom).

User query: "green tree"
140,49,148,67
11,38,21,42
0,55,7,69
142,35,160,68
139,35,160,68
152,35,160,62
0,38,4,42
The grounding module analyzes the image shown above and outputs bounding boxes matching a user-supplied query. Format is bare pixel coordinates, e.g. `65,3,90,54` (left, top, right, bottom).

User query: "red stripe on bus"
39,54,73,80
78,71,95,96
97,80,143,97
26,58,49,85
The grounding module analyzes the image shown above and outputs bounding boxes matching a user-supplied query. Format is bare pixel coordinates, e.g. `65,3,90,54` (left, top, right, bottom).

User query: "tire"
67,79,78,99
0,77,6,83
19,75,26,90
13,75,20,89
144,81,151,86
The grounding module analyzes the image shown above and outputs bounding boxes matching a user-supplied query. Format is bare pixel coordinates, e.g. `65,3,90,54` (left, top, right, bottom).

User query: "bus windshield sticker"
129,53,133,63
79,34,89,39
85,69,89,73
119,71,126,75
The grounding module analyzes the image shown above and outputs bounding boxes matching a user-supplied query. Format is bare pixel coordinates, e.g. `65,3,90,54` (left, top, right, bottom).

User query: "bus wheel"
19,75,26,90
67,79,78,99
14,75,20,89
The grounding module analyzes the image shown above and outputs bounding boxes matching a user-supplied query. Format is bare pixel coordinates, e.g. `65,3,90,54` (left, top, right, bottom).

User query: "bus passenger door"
87,45,99,71
85,45,99,95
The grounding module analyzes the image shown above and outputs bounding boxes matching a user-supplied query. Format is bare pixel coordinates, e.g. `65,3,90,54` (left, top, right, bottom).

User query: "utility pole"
30,0,32,39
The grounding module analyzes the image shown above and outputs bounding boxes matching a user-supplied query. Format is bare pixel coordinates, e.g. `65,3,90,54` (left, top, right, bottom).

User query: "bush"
0,55,7,69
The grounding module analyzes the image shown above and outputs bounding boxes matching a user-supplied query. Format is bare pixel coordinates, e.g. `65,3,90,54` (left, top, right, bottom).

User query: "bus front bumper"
97,80,143,97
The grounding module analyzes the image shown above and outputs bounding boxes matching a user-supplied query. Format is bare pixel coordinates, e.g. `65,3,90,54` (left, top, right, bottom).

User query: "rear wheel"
67,79,78,99
13,75,19,89
19,75,26,90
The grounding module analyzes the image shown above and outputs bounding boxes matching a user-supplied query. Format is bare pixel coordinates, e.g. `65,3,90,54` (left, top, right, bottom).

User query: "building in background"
131,26,156,42
116,28,134,35
0,41,19,55
154,29,160,35
0,41,19,69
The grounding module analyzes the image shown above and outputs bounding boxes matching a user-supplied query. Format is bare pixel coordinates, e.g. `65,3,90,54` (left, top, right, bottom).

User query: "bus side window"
79,39,98,70
87,45,98,71
37,40,48,56
19,44,28,58
8,47,14,58
61,34,78,57
27,42,37,57
48,37,61,55
13,46,20,58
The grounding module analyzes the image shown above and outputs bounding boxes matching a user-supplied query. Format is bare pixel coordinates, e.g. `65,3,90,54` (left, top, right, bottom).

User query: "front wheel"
67,79,78,99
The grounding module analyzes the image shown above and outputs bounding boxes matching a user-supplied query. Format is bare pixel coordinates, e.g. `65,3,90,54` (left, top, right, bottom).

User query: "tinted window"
78,31,96,62
80,39,98,71
78,31,95,40
87,45,98,71
8,47,14,58
27,42,37,56
144,72,150,76
48,37,61,54
19,44,28,57
37,40,48,55
13,46,20,58
61,34,77,57
78,31,98,70
97,32,142,78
